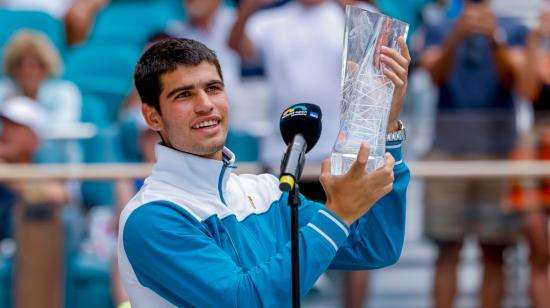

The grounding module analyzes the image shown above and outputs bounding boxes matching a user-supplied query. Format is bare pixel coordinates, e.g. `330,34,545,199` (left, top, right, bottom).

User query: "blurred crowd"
0,0,549,307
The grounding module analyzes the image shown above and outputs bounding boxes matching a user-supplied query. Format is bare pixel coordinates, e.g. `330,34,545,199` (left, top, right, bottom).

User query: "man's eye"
176,91,191,99
206,85,222,93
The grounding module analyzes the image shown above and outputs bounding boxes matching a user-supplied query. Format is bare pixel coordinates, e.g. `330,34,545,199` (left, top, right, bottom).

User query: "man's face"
143,62,229,160
0,118,39,163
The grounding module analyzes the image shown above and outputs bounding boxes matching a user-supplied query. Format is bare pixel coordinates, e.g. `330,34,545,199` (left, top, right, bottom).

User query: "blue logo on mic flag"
309,112,319,119
282,104,309,118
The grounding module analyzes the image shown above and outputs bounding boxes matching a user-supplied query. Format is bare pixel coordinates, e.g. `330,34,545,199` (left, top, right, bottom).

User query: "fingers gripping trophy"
332,6,409,174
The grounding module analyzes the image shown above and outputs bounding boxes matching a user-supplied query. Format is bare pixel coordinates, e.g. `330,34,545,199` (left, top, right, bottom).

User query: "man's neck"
203,150,223,161
160,142,224,162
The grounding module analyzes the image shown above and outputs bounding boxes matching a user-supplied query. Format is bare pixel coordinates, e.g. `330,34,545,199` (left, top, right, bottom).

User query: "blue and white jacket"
118,142,410,307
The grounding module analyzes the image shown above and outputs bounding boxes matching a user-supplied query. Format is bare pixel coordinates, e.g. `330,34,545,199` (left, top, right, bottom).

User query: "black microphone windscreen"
279,103,322,153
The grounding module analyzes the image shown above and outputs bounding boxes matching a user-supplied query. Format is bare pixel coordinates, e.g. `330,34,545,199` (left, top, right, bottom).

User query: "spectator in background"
376,0,435,50
0,96,69,307
0,0,76,20
514,6,550,308
64,0,109,46
0,97,69,241
0,30,82,162
0,0,109,46
229,0,344,171
229,1,397,307
419,1,526,307
167,0,242,129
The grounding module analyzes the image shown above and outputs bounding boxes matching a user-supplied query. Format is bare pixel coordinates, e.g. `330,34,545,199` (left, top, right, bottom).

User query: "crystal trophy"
331,5,409,175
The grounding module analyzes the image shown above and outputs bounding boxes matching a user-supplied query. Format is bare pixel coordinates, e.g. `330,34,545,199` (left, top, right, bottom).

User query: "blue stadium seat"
88,2,175,46
64,45,141,122
0,9,65,53
80,95,112,129
118,115,142,163
226,130,259,162
0,256,12,308
66,253,113,308
79,95,118,209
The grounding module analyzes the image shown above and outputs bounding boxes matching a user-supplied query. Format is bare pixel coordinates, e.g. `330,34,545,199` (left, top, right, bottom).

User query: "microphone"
279,103,322,192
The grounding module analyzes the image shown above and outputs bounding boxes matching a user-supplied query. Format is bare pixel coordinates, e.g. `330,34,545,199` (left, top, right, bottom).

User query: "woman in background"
0,30,82,162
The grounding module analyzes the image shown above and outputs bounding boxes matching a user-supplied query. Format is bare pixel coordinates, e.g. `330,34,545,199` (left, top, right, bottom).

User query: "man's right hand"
320,142,395,226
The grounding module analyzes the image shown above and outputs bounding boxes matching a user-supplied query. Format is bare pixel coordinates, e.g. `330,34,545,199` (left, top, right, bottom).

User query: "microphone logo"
281,104,319,120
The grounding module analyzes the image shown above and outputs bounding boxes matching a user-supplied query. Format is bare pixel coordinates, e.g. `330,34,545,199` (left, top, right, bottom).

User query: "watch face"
387,130,405,142
386,121,406,142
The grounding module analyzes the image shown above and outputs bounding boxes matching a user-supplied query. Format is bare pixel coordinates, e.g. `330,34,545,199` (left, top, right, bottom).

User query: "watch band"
386,120,406,142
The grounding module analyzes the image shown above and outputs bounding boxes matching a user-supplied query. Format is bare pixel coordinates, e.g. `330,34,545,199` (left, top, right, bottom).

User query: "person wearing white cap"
0,95,70,308
0,95,47,241
0,96,46,163
0,96,69,241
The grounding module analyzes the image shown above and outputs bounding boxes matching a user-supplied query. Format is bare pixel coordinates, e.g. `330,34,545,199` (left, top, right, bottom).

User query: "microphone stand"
279,134,307,308
289,183,301,308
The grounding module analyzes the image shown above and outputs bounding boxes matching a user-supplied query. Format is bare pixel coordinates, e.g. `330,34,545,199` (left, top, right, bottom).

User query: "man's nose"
194,90,214,113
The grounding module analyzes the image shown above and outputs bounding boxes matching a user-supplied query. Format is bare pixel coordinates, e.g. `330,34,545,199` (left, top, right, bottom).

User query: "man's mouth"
192,119,220,129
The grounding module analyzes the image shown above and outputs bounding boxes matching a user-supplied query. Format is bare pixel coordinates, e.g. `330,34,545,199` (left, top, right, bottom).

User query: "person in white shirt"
230,0,344,166
1,0,74,19
167,0,242,128
0,0,109,46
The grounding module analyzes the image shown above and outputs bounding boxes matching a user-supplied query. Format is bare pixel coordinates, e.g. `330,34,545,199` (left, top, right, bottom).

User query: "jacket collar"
150,143,235,196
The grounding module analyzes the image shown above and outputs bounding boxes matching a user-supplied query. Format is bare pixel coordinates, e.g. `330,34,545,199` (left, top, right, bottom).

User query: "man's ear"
141,103,163,132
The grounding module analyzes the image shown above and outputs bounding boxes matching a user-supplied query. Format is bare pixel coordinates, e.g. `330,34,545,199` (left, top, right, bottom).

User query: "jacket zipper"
218,163,228,206
217,161,243,266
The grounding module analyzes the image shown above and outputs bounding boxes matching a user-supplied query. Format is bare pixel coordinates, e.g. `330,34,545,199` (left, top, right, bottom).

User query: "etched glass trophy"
331,6,409,175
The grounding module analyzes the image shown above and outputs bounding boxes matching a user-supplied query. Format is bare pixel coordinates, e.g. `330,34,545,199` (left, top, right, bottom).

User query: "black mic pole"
289,183,300,308
280,134,307,308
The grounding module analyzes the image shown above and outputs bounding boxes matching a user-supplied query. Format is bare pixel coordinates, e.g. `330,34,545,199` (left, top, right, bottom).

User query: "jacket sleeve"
328,141,410,270
122,200,350,307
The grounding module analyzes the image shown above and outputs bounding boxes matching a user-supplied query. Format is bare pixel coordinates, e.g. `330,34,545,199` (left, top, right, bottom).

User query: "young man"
118,38,410,307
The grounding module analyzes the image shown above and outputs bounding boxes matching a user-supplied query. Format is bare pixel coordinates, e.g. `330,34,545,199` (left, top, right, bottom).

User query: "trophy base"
330,152,384,175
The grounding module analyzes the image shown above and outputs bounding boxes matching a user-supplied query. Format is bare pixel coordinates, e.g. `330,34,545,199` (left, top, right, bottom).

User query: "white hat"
0,96,47,139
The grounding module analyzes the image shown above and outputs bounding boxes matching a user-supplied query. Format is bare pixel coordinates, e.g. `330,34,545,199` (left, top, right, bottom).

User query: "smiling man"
117,38,411,307
146,61,228,159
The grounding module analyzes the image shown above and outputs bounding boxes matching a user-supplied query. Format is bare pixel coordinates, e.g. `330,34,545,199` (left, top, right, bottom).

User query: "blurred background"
0,0,549,307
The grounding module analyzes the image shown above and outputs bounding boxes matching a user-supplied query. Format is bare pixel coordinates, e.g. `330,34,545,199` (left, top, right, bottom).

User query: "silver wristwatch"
386,120,406,142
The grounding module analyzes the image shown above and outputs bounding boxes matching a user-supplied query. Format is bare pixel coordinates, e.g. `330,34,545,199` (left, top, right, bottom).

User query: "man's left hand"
381,37,411,132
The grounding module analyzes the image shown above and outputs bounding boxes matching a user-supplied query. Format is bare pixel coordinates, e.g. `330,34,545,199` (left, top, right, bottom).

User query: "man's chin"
191,142,225,159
